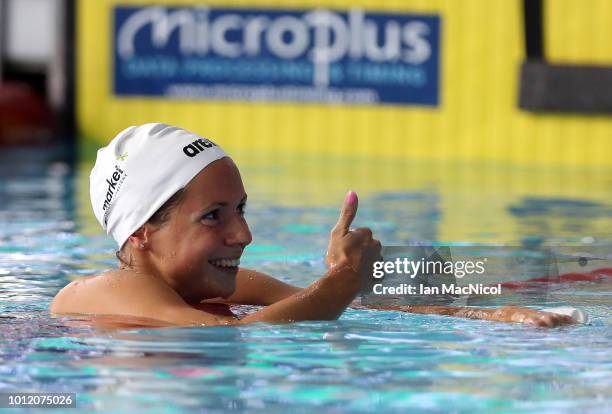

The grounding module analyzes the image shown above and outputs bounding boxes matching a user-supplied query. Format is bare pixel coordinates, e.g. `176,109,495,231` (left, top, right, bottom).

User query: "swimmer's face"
146,157,252,302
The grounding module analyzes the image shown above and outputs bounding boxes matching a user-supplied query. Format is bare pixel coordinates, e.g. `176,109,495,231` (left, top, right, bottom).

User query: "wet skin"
50,159,575,328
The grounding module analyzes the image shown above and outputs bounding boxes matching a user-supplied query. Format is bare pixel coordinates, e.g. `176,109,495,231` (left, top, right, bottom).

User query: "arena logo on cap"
113,6,440,106
182,137,218,157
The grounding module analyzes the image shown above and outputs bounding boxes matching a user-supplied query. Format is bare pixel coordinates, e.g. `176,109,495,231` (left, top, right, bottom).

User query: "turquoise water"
1,148,611,413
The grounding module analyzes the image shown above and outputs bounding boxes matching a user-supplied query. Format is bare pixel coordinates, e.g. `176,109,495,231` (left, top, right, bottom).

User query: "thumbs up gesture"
325,191,381,274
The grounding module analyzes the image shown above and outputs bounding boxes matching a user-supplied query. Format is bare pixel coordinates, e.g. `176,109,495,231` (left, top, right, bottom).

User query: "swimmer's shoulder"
50,270,170,315
49,270,235,326
50,270,127,314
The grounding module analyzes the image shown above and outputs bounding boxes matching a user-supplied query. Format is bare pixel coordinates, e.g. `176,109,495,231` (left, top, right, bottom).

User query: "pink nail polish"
345,191,357,205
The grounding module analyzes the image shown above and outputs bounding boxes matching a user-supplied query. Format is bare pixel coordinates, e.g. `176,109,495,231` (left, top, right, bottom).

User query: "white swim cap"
90,123,227,247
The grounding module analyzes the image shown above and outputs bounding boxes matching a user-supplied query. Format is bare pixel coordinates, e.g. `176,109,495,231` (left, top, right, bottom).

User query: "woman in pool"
50,123,573,327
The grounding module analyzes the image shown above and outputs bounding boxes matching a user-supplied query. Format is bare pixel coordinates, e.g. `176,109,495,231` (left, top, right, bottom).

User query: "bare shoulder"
49,270,207,323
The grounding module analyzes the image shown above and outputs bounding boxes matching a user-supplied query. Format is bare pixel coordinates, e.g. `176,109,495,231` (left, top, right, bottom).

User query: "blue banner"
113,6,440,106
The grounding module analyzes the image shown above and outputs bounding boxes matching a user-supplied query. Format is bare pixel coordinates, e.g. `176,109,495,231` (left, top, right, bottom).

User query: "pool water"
1,147,611,413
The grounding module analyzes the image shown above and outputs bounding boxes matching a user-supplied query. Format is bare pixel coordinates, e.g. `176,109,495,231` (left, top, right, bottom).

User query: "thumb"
332,191,358,236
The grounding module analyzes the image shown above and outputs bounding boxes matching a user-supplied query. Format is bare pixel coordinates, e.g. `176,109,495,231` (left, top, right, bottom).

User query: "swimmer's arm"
200,267,302,306
195,267,573,326
195,269,572,327
356,304,575,327
237,264,360,324
163,264,359,325
235,273,575,327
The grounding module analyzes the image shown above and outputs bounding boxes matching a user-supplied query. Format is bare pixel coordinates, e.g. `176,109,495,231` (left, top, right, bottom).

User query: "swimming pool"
1,147,611,413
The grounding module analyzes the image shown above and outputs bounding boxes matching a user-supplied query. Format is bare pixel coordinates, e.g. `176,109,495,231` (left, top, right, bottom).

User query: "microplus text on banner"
113,6,440,106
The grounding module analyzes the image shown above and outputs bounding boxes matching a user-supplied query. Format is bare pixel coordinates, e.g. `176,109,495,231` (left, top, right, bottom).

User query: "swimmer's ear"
127,226,150,250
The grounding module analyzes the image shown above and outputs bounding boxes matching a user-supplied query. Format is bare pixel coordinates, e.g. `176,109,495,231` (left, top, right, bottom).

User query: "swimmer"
50,123,574,328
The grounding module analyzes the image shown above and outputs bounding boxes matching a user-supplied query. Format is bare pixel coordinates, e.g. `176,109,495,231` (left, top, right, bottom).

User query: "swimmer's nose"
225,215,252,248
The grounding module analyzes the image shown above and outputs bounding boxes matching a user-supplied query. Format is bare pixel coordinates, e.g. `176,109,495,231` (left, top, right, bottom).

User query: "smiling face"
145,157,252,302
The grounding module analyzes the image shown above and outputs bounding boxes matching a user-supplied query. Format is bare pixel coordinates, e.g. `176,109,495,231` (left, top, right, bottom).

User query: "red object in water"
499,267,612,289
0,82,54,146
591,268,612,277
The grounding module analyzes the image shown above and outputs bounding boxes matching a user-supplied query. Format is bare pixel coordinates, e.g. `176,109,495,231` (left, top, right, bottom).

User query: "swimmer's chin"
187,286,235,303
199,288,235,302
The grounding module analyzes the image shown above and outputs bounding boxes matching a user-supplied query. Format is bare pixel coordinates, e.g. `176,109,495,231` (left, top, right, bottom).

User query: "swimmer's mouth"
209,258,240,268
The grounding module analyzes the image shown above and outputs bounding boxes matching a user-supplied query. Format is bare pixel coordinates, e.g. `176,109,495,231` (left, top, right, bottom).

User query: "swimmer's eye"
238,202,247,216
199,203,246,223
200,209,219,221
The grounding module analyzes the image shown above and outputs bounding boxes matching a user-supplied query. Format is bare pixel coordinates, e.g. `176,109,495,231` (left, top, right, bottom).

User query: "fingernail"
345,191,357,205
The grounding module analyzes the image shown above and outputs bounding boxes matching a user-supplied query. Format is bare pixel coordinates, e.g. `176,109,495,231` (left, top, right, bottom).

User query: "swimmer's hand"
488,306,576,327
237,191,381,324
325,191,382,274
361,304,576,328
